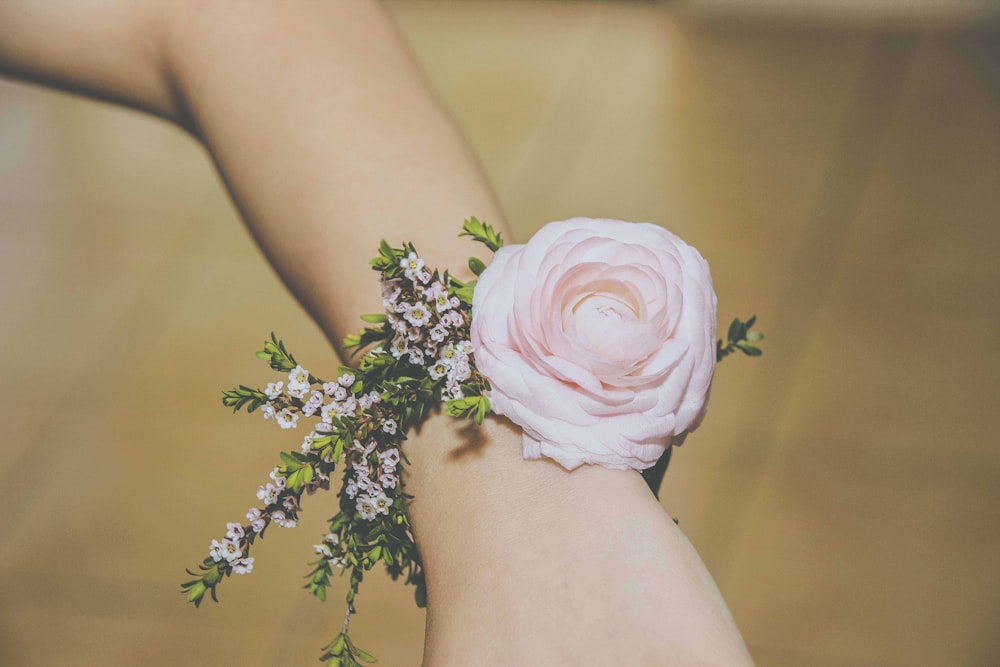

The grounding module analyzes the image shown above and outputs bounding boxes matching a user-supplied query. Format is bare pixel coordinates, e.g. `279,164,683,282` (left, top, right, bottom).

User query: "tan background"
1,1,998,665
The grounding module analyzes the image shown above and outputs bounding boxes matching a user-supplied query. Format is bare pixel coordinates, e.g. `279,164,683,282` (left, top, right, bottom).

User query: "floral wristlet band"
182,217,764,666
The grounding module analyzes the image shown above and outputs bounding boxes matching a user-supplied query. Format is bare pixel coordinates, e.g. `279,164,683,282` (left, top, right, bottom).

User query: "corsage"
182,217,764,665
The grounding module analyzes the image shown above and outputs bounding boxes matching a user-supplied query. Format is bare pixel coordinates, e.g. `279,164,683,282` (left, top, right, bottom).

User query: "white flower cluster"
206,250,482,576
262,365,380,432
382,254,473,400
345,443,400,522
313,532,346,569
208,522,254,574
207,466,303,575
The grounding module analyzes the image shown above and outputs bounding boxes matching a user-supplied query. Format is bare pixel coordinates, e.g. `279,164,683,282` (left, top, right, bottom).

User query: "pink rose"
470,218,717,471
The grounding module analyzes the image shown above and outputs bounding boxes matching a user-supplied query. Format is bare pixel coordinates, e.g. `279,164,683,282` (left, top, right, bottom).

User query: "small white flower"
226,522,245,541
382,419,398,435
441,310,463,328
390,336,408,359
286,365,310,398
404,302,432,328
269,468,286,489
417,270,432,284
316,421,334,433
450,360,472,384
301,402,319,417
400,252,425,280
455,340,473,355
219,538,242,562
356,497,377,521
288,365,310,387
329,556,346,569
407,348,425,366
301,433,315,454
314,543,333,558
380,473,398,489
345,478,358,499
209,539,224,563
322,381,338,396
433,292,454,313
232,557,254,575
382,284,402,309
372,492,392,515
357,475,379,494
333,386,348,401
257,483,279,506
246,508,266,533
429,324,448,343
264,382,284,400
440,344,458,366
324,533,340,545
335,396,357,418
358,393,374,410
425,281,446,301
261,403,276,420
379,448,400,466
320,402,339,422
274,408,299,429
428,362,448,380
271,510,297,528
337,372,356,387
286,383,308,399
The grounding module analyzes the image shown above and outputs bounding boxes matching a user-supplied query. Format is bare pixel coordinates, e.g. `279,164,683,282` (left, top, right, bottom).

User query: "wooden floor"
1,2,998,665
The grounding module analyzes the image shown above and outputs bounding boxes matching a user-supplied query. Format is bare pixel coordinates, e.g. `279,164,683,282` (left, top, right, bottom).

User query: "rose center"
569,290,641,354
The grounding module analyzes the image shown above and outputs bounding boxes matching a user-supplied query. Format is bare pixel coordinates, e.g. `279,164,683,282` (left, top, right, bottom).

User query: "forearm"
408,416,752,665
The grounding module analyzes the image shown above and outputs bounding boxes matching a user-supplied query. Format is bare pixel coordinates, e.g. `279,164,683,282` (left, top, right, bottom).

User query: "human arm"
0,2,752,663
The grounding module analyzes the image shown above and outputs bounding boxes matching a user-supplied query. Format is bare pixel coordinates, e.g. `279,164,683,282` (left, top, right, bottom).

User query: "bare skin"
0,1,753,663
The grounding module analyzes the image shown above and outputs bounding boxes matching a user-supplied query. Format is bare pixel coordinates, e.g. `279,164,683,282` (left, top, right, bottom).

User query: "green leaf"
745,314,757,330
727,318,742,343
459,216,504,252
184,580,206,604
453,280,477,305
360,313,386,324
735,341,762,356
746,330,764,342
468,257,487,276
474,395,489,425
354,646,378,663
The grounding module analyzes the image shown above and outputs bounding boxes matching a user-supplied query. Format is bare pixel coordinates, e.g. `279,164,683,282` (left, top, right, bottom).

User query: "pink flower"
471,218,717,470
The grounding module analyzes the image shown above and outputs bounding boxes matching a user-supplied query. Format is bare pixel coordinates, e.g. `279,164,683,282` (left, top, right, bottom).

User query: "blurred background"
1,1,998,665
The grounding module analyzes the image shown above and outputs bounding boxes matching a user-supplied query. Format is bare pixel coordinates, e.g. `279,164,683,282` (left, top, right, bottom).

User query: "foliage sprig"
183,218,502,665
